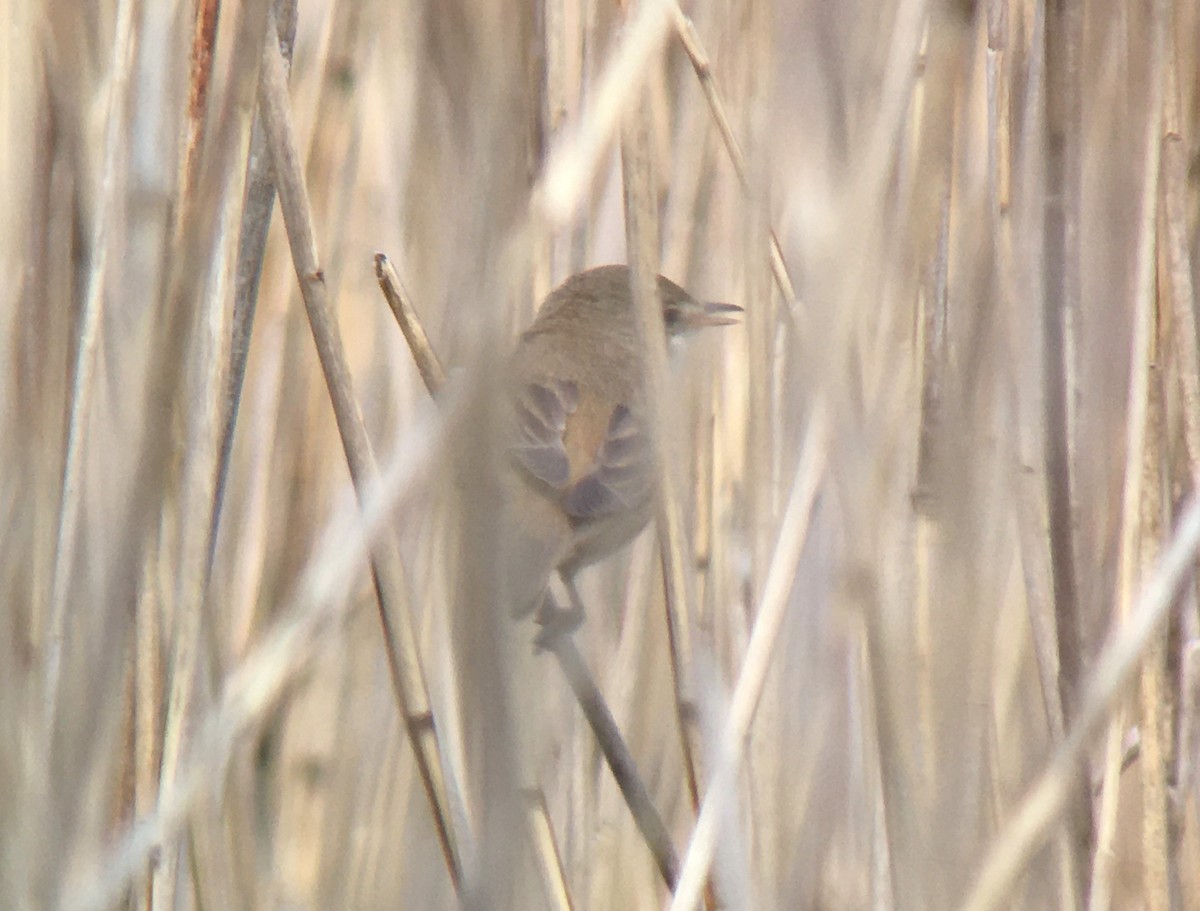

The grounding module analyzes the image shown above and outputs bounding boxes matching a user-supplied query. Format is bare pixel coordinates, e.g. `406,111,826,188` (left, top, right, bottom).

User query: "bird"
497,264,741,643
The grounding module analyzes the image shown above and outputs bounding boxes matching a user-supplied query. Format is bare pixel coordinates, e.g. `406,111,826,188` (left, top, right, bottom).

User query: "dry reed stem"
1138,356,1170,911
624,35,705,787
133,543,164,911
990,17,1075,864
535,0,577,297
60,400,453,911
1157,3,1198,873
256,23,462,890
995,27,1076,898
913,177,951,794
1013,464,1068,740
962,494,1200,911
1042,22,1089,893
282,12,377,890
538,0,672,225
342,716,404,907
176,0,221,234
858,0,932,209
160,0,262,780
588,539,668,895
1087,71,1161,907
1159,23,1200,488
694,410,714,629
1141,100,1184,900
985,0,1011,213
666,4,797,307
224,314,287,654
291,3,366,338
1178,641,1200,803
668,401,828,911
1088,699,1127,911
545,633,681,887
13,0,1193,907
210,0,299,579
1040,0,1094,898
860,619,902,911
156,127,247,911
961,24,1169,904
524,789,576,911
659,72,712,281
43,0,138,739
154,3,275,905
621,73,707,821
374,253,447,398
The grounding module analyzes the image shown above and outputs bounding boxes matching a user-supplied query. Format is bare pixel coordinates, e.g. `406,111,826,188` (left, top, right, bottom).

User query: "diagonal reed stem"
257,18,462,891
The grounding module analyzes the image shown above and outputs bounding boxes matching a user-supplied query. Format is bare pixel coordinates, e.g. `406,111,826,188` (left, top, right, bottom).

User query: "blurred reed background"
2,0,1199,909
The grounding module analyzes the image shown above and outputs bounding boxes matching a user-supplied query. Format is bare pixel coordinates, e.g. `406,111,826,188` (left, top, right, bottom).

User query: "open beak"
691,301,743,329
696,302,739,328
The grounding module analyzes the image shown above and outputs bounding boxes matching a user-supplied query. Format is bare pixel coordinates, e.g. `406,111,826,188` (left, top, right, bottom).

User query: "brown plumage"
499,264,740,635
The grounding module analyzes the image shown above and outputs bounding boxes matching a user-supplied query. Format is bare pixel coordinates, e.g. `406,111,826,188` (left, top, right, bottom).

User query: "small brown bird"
499,264,740,640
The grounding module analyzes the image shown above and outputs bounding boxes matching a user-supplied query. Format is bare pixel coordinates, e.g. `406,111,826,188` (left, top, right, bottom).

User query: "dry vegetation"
2,0,1200,909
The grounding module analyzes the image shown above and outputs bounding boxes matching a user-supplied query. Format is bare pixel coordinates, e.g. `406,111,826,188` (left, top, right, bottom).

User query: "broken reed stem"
256,22,462,891
374,254,448,397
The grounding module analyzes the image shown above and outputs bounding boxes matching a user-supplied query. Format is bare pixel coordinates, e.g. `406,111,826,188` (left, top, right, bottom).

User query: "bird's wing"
512,378,579,489
562,403,652,521
512,379,651,521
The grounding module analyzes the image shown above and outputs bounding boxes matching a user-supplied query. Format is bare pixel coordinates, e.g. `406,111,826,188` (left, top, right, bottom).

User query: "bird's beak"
688,301,743,329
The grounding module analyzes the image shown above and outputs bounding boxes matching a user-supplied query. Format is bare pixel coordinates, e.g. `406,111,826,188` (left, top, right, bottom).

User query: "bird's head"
657,275,742,337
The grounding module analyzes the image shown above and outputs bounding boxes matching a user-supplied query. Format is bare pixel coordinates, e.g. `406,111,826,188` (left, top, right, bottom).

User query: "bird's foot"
533,597,584,652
